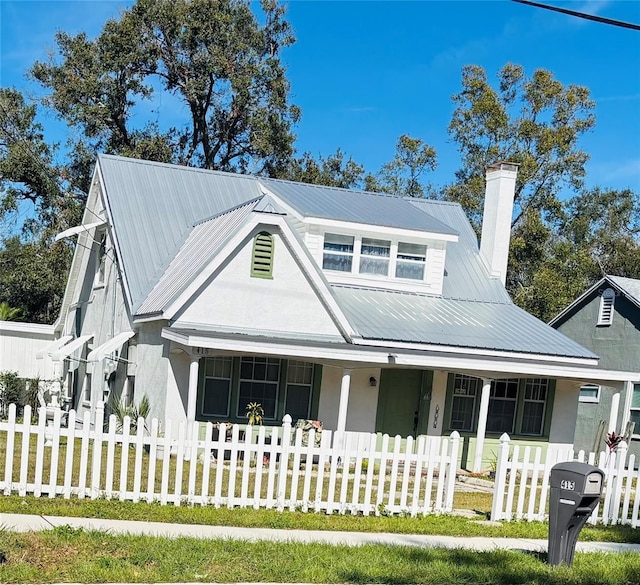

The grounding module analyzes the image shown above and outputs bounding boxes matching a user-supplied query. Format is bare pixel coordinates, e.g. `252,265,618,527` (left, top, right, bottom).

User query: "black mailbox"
548,461,604,566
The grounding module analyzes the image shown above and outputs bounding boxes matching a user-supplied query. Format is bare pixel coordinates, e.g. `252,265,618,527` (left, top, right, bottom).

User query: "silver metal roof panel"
137,200,259,315
260,177,458,236
333,286,597,359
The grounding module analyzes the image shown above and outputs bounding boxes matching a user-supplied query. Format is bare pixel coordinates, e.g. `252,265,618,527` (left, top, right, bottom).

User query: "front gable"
171,220,351,342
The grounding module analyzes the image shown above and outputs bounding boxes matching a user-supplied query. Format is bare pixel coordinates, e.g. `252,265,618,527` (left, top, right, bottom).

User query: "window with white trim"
202,357,232,417
630,384,640,436
579,384,600,403
597,288,615,326
322,232,428,282
323,233,354,272
94,232,107,287
82,373,92,404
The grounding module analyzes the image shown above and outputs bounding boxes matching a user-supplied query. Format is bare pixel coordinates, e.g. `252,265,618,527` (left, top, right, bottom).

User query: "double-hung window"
285,360,314,422
631,384,640,436
359,238,391,276
323,233,354,272
202,357,233,417
487,379,519,434
238,356,281,419
521,378,548,435
450,374,481,431
395,243,426,280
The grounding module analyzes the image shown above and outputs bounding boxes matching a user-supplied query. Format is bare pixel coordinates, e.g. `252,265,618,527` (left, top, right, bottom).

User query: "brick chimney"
479,162,519,285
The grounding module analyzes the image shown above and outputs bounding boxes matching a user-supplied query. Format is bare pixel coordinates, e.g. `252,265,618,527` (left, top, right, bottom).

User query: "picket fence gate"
491,432,640,527
0,402,461,516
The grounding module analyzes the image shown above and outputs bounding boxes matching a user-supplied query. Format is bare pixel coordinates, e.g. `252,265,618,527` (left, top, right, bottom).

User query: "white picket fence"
0,402,461,516
491,432,640,527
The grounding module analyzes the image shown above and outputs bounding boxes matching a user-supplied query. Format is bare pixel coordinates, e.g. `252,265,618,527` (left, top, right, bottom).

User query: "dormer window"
396,243,426,280
597,288,615,326
323,233,354,272
360,238,390,275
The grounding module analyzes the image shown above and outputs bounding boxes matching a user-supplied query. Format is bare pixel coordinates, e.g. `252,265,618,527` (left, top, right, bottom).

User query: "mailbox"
548,461,604,566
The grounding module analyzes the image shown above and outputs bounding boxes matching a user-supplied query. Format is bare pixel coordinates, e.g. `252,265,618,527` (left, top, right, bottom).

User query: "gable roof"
550,275,640,327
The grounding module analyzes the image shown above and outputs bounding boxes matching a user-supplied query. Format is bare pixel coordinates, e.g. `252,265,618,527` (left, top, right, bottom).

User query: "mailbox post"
548,461,604,566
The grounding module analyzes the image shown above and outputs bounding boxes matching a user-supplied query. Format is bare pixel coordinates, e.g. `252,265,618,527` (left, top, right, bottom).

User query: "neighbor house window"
486,379,519,434
359,238,391,276
238,356,280,419
520,378,548,436
450,374,481,431
579,384,600,403
395,242,426,280
202,357,232,417
251,232,274,278
597,288,615,326
630,384,640,436
323,233,354,272
285,360,314,422
94,233,107,286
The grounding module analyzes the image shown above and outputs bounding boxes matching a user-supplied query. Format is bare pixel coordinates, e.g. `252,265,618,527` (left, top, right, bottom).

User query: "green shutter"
251,232,274,278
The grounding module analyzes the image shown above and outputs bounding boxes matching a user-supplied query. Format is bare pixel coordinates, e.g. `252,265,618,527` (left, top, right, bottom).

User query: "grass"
2,494,639,543
1,525,639,584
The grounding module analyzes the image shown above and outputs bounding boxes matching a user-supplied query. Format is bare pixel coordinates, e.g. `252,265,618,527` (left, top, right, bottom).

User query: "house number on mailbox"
561,480,575,491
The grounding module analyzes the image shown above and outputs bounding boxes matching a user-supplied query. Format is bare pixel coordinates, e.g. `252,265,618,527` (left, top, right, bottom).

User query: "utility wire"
512,0,640,31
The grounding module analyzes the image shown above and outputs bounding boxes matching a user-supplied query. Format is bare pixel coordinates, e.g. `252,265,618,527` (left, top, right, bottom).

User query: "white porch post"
473,378,492,473
620,380,634,433
336,368,352,434
609,390,621,433
187,355,200,424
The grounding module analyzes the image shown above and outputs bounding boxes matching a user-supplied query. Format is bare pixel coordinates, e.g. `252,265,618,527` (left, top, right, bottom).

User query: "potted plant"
246,402,264,426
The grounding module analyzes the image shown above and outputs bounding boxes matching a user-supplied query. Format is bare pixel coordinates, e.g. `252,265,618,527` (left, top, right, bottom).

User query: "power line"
512,0,640,31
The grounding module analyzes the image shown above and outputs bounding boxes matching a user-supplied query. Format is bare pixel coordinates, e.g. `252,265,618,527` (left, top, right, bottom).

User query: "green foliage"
245,402,264,425
0,371,24,409
0,302,21,321
107,393,151,433
278,148,365,189
447,63,595,230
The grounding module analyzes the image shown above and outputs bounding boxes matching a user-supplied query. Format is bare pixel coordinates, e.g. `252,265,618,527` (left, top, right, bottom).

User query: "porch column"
473,378,492,473
187,355,200,422
609,389,621,433
621,380,635,433
336,368,352,434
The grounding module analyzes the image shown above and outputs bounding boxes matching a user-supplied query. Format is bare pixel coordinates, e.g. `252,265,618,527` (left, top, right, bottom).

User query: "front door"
375,369,430,437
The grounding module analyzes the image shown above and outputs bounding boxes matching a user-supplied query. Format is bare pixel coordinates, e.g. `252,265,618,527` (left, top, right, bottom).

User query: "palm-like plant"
108,393,151,433
246,402,264,425
0,302,22,321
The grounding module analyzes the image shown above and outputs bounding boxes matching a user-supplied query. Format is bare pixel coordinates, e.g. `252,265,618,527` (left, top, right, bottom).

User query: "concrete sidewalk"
2,513,640,555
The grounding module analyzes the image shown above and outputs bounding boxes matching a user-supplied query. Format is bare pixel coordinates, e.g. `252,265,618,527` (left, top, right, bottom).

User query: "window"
123,376,136,408
285,360,314,421
521,378,548,435
94,233,107,286
597,288,615,326
238,357,281,419
82,374,92,404
487,379,519,434
251,232,274,278
323,233,354,272
579,384,600,403
630,384,640,436
202,357,232,417
359,238,390,276
450,374,481,431
396,243,426,280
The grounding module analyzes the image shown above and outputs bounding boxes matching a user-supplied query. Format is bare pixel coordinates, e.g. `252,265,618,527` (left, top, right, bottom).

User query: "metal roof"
607,275,640,306
98,155,263,311
260,177,458,236
333,286,597,359
407,199,510,303
136,200,259,315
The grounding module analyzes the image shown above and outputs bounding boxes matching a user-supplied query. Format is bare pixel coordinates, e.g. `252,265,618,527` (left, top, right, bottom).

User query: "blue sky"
1,0,639,198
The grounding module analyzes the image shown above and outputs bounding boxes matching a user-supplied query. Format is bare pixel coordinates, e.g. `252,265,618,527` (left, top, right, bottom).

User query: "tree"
447,64,595,230
31,0,300,184
365,134,437,197
279,148,365,189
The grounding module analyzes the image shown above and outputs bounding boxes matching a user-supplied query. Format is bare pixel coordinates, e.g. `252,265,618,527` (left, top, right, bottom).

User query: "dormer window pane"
360,238,390,275
396,242,426,280
323,233,354,272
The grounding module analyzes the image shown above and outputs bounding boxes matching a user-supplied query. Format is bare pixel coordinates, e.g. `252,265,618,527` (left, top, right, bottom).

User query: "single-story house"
4,155,636,471
550,275,640,460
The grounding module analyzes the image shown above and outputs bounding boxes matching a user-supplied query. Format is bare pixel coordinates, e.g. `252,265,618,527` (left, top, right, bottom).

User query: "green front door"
375,369,431,437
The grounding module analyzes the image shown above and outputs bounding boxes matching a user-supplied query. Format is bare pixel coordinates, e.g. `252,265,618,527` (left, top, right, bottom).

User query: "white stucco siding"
317,367,380,432
165,349,190,430
427,369,448,436
135,321,172,422
0,323,56,378
176,233,342,338
548,378,580,446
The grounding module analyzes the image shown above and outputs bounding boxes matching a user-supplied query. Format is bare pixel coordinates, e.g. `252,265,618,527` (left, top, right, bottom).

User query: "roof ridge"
193,197,262,227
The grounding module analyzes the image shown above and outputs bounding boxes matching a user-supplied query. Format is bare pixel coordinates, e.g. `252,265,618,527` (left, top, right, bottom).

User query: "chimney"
479,162,519,285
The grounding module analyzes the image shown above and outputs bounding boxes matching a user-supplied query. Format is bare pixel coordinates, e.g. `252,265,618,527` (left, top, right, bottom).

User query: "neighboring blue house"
550,275,640,459
3,155,635,472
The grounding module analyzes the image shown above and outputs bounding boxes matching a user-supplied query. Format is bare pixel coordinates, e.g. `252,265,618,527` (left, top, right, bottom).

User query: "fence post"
445,431,460,512
3,403,17,495
277,414,292,511
490,433,511,521
610,441,628,524
91,401,105,499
